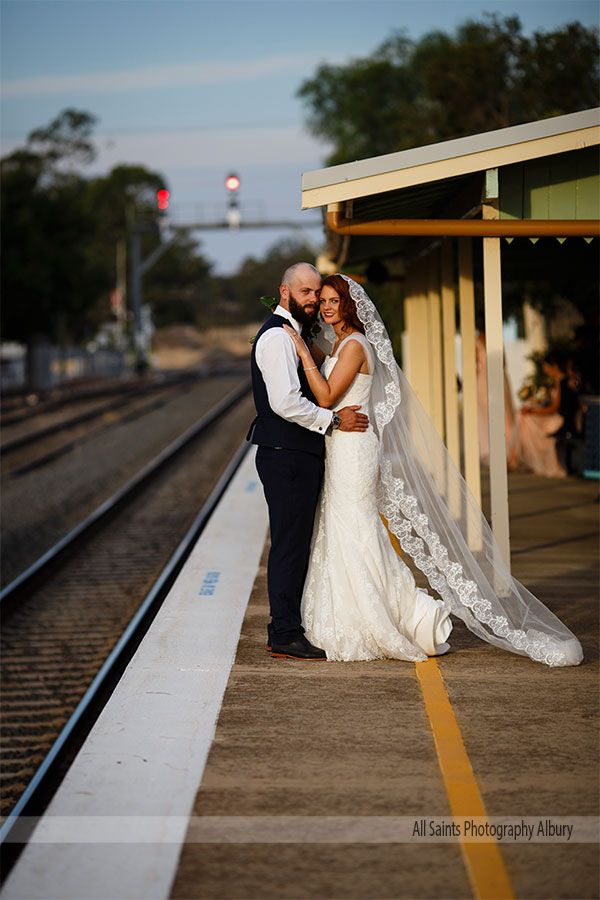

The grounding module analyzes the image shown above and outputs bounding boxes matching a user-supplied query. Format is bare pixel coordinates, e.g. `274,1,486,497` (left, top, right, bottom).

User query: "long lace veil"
318,274,583,667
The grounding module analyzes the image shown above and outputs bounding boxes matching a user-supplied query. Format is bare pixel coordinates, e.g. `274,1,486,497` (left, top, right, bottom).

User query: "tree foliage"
1,115,100,342
27,109,98,167
298,16,599,165
0,108,321,343
0,110,214,343
147,232,212,328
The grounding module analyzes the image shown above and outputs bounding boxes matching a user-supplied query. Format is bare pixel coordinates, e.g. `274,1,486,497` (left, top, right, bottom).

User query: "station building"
301,108,600,565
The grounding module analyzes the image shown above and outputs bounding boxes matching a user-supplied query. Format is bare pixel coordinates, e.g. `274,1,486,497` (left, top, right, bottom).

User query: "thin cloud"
92,123,327,170
1,53,342,99
0,123,329,170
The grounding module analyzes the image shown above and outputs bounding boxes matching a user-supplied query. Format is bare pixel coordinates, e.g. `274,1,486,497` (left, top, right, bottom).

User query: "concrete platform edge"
1,446,268,900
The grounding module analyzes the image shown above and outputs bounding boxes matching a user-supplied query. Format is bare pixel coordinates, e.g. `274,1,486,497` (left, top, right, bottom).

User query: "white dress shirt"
254,304,333,434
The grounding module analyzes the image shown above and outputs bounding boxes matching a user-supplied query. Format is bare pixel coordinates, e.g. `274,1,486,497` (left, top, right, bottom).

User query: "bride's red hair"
320,274,365,334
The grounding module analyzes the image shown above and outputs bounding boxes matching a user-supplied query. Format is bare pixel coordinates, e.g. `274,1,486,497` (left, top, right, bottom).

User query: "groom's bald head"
281,262,320,290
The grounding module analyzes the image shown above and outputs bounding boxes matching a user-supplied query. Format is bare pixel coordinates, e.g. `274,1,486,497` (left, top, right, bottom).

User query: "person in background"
517,352,577,478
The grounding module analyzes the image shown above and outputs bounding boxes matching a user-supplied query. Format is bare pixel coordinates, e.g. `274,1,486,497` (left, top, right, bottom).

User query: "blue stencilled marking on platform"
245,480,259,492
199,571,221,596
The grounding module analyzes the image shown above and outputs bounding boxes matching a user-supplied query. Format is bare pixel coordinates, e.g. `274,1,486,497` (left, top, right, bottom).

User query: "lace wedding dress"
302,333,452,661
300,276,583,667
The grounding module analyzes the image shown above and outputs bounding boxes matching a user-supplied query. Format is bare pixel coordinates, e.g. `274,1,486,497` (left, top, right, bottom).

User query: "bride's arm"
282,325,364,408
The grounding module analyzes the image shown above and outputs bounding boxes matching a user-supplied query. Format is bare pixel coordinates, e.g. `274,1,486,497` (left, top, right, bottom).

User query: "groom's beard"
289,291,319,328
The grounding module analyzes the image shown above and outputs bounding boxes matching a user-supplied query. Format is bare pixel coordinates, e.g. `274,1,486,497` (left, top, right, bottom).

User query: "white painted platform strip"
2,447,268,900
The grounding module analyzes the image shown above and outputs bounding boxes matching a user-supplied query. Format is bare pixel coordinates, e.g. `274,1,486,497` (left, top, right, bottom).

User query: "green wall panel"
499,148,599,220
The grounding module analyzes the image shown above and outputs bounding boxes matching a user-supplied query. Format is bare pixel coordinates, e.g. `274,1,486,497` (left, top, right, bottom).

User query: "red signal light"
225,174,240,191
157,189,170,210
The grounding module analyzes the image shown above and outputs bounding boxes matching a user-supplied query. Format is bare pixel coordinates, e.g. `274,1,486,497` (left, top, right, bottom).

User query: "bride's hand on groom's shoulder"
282,324,300,340
282,323,307,350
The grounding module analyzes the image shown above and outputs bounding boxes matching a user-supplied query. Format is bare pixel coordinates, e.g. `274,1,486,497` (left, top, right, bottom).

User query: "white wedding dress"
302,333,452,662
298,276,581,667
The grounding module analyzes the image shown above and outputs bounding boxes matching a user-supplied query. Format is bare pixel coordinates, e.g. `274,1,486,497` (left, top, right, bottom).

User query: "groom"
248,262,369,660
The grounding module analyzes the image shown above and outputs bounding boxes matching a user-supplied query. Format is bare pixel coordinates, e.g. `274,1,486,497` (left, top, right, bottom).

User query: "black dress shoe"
270,636,327,660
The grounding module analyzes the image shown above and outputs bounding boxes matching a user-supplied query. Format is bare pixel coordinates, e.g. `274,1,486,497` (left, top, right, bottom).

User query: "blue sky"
2,0,598,274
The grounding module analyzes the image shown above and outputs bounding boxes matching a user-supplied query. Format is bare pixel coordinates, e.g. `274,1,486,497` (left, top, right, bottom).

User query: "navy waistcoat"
248,314,325,456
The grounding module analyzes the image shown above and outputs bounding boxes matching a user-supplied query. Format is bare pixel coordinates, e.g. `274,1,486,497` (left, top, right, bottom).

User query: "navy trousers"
255,445,324,645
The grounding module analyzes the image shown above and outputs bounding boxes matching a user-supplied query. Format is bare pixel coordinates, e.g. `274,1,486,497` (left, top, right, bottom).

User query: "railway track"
1,372,248,587
0,366,230,425
0,380,254,833
0,372,167,424
0,365,249,460
1,378,201,479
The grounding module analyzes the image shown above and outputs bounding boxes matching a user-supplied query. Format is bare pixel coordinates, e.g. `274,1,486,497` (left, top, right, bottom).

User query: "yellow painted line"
415,659,515,900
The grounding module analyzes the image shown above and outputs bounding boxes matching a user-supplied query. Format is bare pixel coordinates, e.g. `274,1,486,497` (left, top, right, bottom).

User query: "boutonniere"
305,320,322,344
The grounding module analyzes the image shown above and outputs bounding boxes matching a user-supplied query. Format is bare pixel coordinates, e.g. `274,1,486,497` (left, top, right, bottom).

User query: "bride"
283,274,583,667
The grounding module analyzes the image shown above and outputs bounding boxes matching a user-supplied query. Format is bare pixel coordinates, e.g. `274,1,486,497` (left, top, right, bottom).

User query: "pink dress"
516,388,567,478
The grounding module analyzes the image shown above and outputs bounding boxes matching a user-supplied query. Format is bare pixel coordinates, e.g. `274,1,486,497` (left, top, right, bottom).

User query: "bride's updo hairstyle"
321,274,365,334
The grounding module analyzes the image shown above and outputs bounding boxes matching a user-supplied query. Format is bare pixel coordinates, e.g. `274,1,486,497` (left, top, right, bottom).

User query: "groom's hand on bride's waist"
337,405,369,432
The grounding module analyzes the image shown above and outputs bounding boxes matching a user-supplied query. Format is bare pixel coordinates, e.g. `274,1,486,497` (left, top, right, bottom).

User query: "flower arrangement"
518,351,554,406
518,337,576,407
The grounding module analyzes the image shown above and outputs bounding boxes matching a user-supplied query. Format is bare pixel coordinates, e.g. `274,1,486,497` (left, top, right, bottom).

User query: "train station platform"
2,449,598,900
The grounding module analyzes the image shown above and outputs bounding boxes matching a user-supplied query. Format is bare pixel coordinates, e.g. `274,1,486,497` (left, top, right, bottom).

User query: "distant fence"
0,343,130,392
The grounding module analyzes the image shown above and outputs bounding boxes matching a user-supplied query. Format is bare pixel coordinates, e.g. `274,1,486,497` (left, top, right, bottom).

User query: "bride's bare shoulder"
337,334,365,360
338,333,371,373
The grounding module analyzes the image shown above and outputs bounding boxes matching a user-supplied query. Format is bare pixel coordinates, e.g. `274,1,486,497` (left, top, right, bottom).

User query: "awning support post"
458,238,483,551
427,248,445,441
483,169,511,572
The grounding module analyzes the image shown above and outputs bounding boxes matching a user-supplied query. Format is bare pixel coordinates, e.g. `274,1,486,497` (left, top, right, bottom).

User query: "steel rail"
0,378,251,606
0,370,204,456
1,376,155,426
2,383,205,480
0,437,253,862
0,367,215,427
